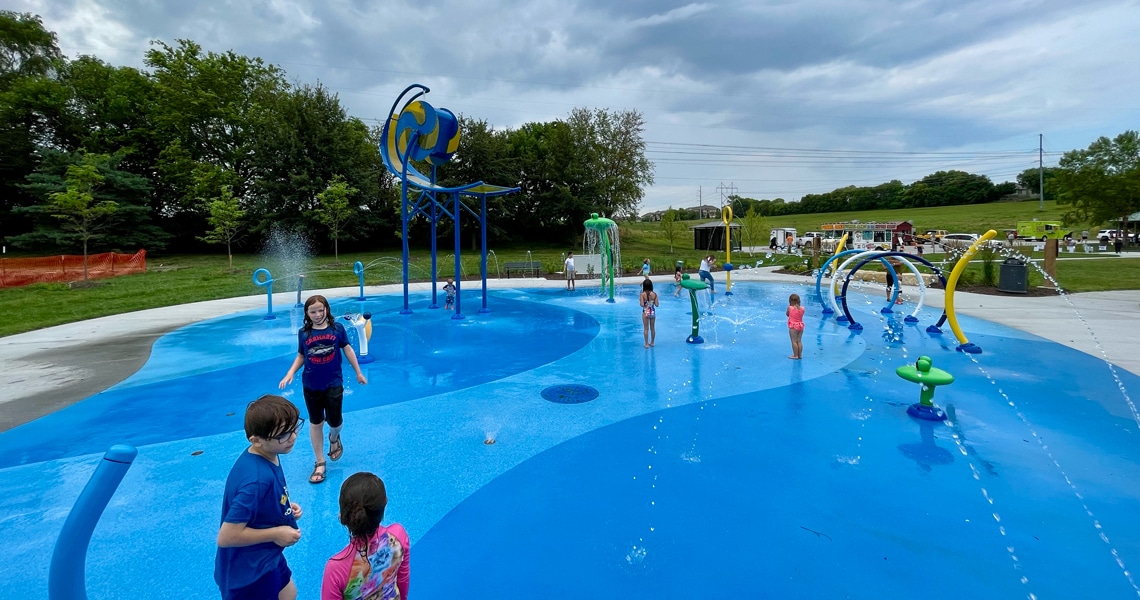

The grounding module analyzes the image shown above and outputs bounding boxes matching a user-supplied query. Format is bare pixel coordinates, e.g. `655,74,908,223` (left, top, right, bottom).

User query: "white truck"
769,228,798,251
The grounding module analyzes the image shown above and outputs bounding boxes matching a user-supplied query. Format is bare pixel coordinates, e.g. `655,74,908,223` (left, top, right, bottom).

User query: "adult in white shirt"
698,255,715,293
564,252,576,291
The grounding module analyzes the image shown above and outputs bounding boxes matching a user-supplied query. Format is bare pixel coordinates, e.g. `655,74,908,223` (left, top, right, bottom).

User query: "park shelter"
690,221,742,252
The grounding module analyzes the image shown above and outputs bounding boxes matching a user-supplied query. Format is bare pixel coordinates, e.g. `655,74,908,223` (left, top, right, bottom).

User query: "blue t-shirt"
298,323,350,391
214,450,298,595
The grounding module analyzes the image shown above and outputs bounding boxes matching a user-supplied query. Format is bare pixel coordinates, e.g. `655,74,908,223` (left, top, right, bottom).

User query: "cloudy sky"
13,0,1140,213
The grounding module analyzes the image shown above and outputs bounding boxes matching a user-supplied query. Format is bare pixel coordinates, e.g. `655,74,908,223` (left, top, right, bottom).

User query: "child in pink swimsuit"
786,293,805,359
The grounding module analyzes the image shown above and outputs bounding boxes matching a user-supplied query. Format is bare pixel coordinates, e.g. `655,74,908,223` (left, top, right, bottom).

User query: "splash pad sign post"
583,213,619,303
896,355,955,421
679,273,709,343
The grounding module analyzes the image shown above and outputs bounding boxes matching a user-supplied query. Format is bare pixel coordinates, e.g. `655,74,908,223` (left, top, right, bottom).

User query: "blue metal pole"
399,139,413,315
429,165,439,309
354,261,366,301
479,193,490,313
49,444,138,600
453,191,464,319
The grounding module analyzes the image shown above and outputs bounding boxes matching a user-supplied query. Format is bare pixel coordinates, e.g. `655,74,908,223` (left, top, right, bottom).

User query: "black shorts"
302,386,344,427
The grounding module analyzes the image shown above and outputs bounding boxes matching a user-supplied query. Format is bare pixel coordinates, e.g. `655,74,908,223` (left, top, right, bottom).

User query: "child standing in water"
640,278,659,348
786,293,805,359
322,472,410,600
443,277,456,311
641,258,651,277
279,295,367,484
673,262,684,296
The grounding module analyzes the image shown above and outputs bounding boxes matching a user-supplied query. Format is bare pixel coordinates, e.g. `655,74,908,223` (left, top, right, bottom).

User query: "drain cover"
541,384,599,404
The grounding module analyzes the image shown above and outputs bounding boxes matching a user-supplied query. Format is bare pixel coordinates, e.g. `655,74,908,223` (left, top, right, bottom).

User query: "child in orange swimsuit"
786,293,805,359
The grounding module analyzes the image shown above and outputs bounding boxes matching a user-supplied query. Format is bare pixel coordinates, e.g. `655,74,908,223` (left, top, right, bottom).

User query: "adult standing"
1115,236,1124,255
564,252,576,291
699,254,716,294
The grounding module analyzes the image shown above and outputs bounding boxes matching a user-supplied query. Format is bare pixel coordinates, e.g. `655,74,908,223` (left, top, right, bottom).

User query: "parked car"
940,233,980,249
1096,229,1137,242
917,229,948,243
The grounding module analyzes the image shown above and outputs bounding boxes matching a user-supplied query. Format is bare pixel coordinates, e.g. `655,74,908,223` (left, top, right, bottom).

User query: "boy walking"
215,395,304,600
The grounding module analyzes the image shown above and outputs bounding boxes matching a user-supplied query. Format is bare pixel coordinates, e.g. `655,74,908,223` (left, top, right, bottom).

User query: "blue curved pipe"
49,444,138,600
837,252,946,331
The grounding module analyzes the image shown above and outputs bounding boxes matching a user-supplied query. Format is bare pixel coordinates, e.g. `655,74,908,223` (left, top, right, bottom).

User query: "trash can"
998,257,1028,293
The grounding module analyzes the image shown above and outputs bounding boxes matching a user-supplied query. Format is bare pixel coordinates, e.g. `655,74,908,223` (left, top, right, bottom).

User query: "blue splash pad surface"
0,295,600,468
1,283,1139,600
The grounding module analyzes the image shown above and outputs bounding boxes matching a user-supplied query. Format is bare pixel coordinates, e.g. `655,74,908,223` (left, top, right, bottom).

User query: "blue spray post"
49,444,138,600
294,274,305,308
354,260,367,301
252,268,276,320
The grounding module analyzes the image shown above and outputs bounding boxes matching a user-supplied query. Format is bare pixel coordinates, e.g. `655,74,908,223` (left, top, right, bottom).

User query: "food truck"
820,221,914,250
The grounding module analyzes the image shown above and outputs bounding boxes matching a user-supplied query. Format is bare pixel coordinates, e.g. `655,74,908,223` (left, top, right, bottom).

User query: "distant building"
690,221,742,252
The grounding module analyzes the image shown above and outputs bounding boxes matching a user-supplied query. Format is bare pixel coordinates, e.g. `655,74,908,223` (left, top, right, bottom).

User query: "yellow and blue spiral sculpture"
380,84,518,317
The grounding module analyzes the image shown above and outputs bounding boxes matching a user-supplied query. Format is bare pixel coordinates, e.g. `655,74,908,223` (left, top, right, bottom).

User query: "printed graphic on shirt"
305,332,339,365
343,532,405,600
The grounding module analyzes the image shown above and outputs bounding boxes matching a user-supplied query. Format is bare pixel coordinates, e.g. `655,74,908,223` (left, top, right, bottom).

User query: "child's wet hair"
302,295,332,330
789,293,801,306
642,278,654,292
339,472,388,550
245,394,300,440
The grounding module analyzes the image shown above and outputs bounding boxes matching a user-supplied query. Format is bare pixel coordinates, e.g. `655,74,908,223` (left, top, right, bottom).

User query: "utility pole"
1039,134,1044,211
716,182,738,211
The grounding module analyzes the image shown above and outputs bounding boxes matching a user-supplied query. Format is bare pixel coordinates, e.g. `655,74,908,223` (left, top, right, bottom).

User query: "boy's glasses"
268,419,305,442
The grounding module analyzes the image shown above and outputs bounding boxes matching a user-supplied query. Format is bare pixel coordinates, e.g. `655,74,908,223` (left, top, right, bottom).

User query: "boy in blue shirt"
215,395,304,600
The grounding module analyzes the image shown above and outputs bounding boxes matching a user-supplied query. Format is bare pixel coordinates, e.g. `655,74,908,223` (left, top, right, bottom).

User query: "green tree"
314,175,357,261
1016,167,1058,200
144,39,286,233
198,185,244,268
566,107,654,219
739,207,767,255
0,11,67,240
1054,131,1140,230
47,153,117,280
0,11,63,87
659,207,680,253
12,149,165,253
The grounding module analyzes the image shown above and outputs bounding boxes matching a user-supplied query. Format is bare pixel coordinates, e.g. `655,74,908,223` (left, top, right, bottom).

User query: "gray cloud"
10,0,1140,210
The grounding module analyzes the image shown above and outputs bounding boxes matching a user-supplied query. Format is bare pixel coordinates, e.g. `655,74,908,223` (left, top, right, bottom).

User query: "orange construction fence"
0,250,147,288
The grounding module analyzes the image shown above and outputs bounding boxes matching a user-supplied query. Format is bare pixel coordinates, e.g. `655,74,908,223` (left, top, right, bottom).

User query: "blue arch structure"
830,251,948,332
817,249,921,323
380,84,520,318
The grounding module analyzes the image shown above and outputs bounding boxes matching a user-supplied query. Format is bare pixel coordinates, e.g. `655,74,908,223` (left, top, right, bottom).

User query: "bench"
503,261,543,278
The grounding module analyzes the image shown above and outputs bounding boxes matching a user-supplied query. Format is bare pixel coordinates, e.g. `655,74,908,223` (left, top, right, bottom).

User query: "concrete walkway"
2,270,1139,432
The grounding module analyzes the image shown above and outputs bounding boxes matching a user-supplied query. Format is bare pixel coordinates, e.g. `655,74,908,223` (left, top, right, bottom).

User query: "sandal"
309,461,326,484
328,436,343,462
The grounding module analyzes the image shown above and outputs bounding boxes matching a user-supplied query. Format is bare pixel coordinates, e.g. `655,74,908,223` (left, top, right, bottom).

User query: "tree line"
0,11,654,260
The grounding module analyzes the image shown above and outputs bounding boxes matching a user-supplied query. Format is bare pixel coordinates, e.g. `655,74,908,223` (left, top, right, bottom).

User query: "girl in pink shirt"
322,473,410,600
786,293,805,360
